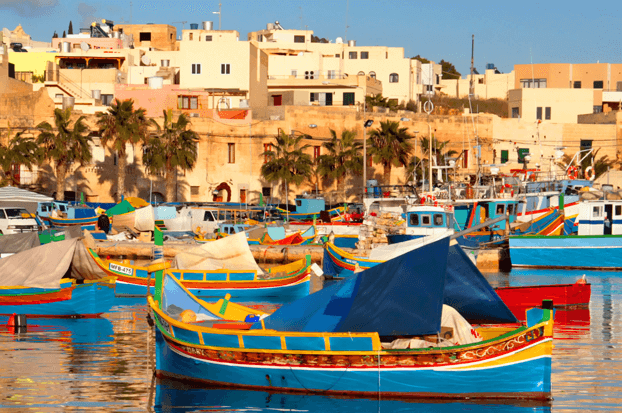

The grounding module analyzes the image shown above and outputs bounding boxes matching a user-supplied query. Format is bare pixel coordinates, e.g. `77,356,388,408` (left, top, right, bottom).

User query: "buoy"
576,274,587,285
6,313,27,334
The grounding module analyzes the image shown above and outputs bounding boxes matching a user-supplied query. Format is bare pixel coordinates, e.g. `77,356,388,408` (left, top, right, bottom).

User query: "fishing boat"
276,195,346,222
509,198,622,269
149,235,553,400
495,276,591,320
0,279,115,318
87,233,313,299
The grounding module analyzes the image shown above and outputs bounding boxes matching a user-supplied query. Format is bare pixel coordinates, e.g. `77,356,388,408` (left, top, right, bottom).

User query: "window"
327,70,336,79
349,51,357,59
360,51,369,59
178,96,198,109
421,215,431,225
310,92,318,103
518,148,529,163
139,32,151,42
426,85,433,93
508,204,515,215
191,186,200,195
433,214,443,226
593,80,604,89
264,143,273,163
258,34,263,42
594,106,603,113
536,107,543,120
55,94,63,99
102,94,114,106
389,73,399,83
221,64,230,75
357,71,365,76
192,63,201,74
343,92,355,106
511,107,519,118
520,78,547,88
545,107,551,120
496,204,505,215
189,33,193,41
573,81,581,88
616,205,621,216
369,71,376,79
204,211,215,222
291,69,297,78
294,35,305,43
206,35,212,41
463,150,469,168
593,206,601,218
304,71,315,79
313,146,320,162
335,54,340,58
409,213,419,226
501,150,509,164
0,210,5,219
262,187,271,197
228,143,235,163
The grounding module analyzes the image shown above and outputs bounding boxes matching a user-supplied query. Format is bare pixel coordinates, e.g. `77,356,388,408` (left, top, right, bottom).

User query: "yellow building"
441,66,515,100
114,24,178,51
508,88,594,124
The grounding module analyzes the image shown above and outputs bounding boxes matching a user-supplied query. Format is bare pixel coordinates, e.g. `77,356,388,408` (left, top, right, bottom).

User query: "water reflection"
152,378,552,413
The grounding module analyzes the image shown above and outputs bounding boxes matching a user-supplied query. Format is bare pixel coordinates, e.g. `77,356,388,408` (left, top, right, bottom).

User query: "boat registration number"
109,263,133,275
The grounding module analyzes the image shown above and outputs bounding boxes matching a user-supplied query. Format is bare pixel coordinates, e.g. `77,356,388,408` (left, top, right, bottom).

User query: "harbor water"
0,269,621,412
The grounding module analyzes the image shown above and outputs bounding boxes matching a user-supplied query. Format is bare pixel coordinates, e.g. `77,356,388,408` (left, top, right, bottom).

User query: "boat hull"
509,235,622,269
155,328,552,400
0,282,115,318
495,283,591,320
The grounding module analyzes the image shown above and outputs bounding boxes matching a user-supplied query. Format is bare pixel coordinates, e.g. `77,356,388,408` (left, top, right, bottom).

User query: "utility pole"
469,34,475,98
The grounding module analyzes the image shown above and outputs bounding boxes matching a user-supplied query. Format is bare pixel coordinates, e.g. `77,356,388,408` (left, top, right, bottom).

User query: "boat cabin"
404,206,454,238
577,200,622,236
453,199,518,232
294,196,325,213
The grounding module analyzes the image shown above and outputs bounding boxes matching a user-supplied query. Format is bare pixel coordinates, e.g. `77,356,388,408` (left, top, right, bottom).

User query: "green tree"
0,129,40,186
317,129,362,201
36,108,92,201
96,99,151,201
440,59,461,80
411,55,430,64
143,111,199,202
260,131,314,204
593,155,614,180
68,21,73,35
367,120,414,184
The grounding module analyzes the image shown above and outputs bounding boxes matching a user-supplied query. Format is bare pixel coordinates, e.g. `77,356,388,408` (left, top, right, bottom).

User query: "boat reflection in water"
152,378,552,413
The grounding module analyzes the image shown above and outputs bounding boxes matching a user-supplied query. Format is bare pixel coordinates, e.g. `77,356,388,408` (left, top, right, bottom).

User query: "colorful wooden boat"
494,277,591,320
510,199,622,269
276,205,346,222
0,279,116,318
47,214,99,229
87,248,312,299
149,236,553,400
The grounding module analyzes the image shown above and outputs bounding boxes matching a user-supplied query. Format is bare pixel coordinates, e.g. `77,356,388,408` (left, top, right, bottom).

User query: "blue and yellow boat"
149,235,553,400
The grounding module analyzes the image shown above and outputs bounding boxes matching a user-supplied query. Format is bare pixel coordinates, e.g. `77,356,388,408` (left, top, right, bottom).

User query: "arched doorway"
213,182,232,202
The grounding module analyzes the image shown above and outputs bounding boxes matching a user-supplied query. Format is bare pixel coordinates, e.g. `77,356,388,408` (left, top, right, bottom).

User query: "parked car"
0,207,40,234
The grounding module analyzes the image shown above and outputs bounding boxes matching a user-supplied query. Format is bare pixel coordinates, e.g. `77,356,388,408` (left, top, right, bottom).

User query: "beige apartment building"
114,24,178,51
441,66,515,100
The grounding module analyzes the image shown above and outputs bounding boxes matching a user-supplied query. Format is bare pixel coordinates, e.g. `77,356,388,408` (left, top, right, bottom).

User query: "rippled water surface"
0,270,620,412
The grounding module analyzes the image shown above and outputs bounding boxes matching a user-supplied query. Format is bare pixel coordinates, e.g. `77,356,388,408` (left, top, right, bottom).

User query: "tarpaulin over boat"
172,232,263,274
0,232,40,254
444,242,517,323
259,235,450,336
0,238,106,289
134,205,155,232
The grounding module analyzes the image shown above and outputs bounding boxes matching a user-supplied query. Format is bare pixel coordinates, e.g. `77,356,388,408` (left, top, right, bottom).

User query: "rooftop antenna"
344,0,349,42
212,2,221,30
299,6,303,30
130,1,132,25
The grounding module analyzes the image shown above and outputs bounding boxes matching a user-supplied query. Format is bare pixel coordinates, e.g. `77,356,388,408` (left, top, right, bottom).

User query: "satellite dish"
80,42,90,51
335,37,343,44
141,55,151,65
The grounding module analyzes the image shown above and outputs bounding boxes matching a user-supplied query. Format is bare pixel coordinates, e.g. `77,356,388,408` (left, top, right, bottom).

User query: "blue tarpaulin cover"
444,243,518,323
259,236,450,336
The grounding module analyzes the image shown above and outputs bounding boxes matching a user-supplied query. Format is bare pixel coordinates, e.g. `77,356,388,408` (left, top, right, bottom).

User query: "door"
240,189,247,203
325,92,333,106
605,204,613,235
273,95,282,106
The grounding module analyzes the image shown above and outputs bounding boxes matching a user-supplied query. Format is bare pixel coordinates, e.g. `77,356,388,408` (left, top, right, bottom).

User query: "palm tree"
96,99,151,201
367,120,414,184
0,129,40,186
36,108,91,201
260,131,313,205
317,129,362,201
143,110,199,202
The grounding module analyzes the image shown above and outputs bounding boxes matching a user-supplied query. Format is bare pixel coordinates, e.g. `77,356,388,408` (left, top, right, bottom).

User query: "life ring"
502,184,514,197
426,194,438,207
567,166,578,180
528,172,537,182
584,166,595,181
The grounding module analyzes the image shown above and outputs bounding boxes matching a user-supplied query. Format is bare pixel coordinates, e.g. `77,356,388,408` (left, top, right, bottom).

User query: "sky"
2,0,621,76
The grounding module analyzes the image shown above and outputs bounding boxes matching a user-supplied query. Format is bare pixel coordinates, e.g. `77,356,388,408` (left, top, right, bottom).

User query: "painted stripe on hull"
156,331,551,399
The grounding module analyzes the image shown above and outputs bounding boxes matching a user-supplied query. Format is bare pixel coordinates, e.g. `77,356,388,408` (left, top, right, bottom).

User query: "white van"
0,207,40,235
